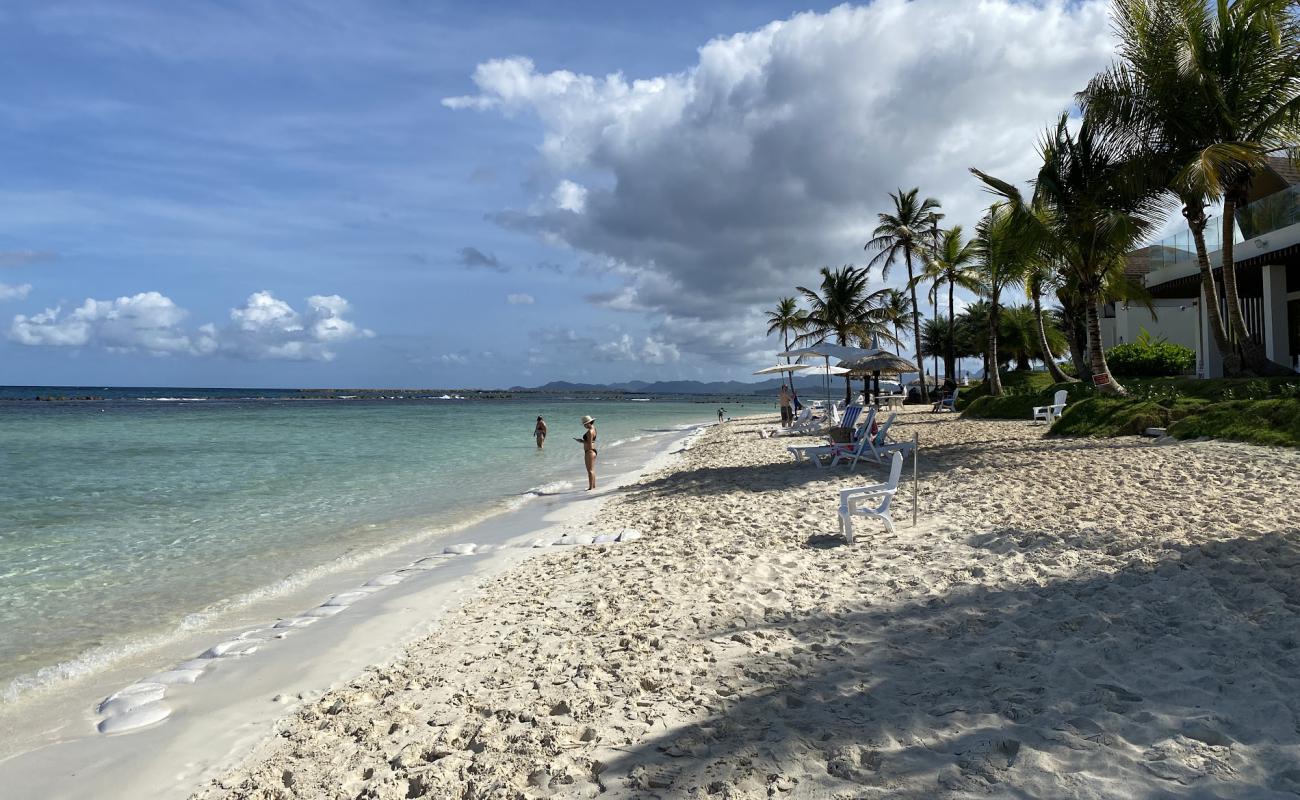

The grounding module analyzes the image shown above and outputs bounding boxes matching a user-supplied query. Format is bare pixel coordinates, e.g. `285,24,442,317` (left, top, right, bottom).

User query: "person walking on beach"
576,415,597,490
778,385,792,426
534,416,548,449
717,407,725,424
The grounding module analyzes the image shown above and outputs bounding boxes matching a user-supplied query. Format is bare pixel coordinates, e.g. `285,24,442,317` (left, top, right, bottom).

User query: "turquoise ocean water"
0,393,721,703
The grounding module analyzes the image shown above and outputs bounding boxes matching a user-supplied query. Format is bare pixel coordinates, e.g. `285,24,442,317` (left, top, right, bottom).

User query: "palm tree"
764,297,807,391
796,265,888,403
1083,0,1300,376
969,204,1029,396
866,188,943,402
916,226,981,382
1024,256,1077,383
1000,305,1068,371
879,289,913,356
973,113,1166,396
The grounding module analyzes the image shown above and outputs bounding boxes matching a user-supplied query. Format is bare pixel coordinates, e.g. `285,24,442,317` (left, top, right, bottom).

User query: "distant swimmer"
575,415,597,490
534,415,548,449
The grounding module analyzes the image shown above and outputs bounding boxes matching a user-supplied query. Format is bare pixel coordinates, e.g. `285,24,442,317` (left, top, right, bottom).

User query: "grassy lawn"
959,371,1300,447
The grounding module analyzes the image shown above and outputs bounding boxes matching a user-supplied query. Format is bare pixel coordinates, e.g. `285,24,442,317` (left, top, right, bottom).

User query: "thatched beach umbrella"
838,352,918,404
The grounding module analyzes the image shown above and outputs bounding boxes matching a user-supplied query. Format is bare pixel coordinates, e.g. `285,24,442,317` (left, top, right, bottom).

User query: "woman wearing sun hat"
576,415,597,490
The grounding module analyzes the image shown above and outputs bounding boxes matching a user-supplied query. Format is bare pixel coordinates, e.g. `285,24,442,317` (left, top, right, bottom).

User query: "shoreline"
0,422,709,799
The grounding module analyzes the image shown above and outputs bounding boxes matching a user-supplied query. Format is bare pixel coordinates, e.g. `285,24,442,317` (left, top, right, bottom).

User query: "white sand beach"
181,409,1300,799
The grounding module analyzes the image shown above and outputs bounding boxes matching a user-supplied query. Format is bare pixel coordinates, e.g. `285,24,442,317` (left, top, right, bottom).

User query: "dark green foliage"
1049,397,1168,437
954,371,1057,411
1167,399,1300,447
958,374,1300,447
1104,330,1195,377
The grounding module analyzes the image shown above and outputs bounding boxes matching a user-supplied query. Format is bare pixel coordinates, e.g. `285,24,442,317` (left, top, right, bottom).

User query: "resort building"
1102,155,1300,376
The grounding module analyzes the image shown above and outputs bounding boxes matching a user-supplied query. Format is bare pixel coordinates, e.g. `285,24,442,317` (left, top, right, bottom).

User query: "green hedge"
1105,335,1196,377
957,374,1300,447
1166,399,1300,447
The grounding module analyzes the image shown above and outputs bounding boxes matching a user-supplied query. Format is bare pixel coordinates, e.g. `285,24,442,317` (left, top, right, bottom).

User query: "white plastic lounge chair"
855,413,914,465
1033,390,1068,424
837,451,904,543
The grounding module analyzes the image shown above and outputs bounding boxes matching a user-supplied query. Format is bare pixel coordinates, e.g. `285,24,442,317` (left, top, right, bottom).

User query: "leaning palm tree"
796,265,888,403
973,113,1166,396
865,188,943,401
1024,256,1077,383
916,226,981,383
1083,0,1300,375
764,297,807,391
970,205,1029,396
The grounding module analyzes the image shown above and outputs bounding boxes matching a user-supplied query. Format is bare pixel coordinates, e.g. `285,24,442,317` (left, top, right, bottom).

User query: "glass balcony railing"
1145,184,1300,272
1237,183,1300,240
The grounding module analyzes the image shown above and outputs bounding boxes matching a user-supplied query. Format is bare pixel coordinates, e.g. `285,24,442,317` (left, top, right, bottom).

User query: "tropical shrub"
1104,330,1195,377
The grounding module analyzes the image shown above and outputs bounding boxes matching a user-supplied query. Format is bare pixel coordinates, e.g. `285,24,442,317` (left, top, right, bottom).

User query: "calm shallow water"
0,395,720,702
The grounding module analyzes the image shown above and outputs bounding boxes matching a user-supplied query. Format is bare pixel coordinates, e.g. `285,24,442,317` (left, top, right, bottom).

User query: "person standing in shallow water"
534,416,547,449
576,415,597,490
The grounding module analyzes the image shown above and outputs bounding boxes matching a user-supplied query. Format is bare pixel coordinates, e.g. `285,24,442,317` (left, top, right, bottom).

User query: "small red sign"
1092,373,1111,386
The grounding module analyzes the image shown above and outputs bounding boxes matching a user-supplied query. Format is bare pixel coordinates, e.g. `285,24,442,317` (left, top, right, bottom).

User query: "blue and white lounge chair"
837,451,904,542
787,406,871,467
934,387,959,413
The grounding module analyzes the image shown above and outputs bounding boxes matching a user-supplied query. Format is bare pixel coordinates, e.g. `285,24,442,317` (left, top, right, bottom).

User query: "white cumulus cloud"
217,291,374,361
9,289,372,360
10,292,194,354
444,0,1114,364
0,282,32,301
506,293,535,305
593,333,680,365
551,180,587,213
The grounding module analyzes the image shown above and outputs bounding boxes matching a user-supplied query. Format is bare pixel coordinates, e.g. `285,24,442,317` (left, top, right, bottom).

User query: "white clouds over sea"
10,290,373,361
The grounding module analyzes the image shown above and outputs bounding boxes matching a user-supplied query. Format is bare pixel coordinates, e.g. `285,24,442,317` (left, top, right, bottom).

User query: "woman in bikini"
576,415,597,490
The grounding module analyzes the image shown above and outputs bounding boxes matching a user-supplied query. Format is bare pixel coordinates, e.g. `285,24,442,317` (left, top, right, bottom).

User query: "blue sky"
0,0,1117,388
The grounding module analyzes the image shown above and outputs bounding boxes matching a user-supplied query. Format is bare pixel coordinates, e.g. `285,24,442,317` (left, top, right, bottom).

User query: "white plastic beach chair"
766,407,819,437
1033,390,1068,424
837,451,904,543
855,413,915,465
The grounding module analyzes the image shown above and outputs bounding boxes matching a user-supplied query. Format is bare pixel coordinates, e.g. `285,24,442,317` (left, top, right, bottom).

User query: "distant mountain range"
509,376,849,396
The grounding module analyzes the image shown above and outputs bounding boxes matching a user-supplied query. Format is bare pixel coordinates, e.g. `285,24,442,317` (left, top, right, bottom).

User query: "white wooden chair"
836,451,904,543
1032,389,1068,424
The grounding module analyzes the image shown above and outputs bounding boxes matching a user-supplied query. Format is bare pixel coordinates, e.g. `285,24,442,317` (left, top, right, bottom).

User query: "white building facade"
1103,157,1300,377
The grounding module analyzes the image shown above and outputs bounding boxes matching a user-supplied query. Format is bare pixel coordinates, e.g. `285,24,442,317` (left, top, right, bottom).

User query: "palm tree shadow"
593,530,1300,798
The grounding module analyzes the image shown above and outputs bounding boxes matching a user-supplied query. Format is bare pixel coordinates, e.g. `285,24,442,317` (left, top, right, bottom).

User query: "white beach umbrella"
798,364,851,376
752,363,812,375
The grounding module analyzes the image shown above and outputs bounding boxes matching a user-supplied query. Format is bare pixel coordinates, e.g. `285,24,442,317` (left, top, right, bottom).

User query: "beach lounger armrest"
838,483,894,501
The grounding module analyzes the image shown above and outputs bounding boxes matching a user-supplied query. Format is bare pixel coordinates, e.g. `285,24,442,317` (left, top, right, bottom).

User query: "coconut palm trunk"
1084,292,1125,395
1220,192,1289,375
987,296,1003,395
946,281,957,381
904,249,928,403
1032,289,1073,383
1186,204,1238,376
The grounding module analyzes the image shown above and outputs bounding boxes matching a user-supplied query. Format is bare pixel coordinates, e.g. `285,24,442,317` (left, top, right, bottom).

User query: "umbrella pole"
912,432,919,527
